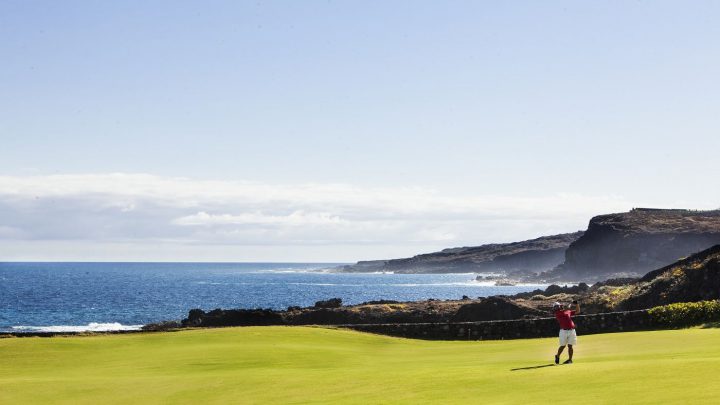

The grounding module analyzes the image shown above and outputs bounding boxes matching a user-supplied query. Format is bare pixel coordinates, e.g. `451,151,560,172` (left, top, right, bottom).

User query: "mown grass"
1,326,719,404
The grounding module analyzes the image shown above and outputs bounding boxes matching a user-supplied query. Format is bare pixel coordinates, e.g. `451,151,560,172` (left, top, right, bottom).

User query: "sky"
1,1,719,262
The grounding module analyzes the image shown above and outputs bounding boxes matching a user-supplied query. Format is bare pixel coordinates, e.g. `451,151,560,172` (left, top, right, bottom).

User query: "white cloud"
0,173,645,260
172,211,347,227
0,226,27,239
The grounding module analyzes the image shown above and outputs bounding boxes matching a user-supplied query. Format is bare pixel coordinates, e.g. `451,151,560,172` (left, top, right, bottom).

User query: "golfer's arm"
575,303,581,314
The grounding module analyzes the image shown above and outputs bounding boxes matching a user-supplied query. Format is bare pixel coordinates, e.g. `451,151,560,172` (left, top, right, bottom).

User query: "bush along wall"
648,300,720,328
343,300,720,340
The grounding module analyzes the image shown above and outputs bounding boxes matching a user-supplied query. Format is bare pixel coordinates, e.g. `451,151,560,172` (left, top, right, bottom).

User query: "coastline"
1,277,587,337
0,263,551,335
11,243,718,337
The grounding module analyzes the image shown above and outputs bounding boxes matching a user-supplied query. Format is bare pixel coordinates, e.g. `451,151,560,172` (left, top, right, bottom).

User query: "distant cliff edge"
547,208,720,281
335,231,584,274
336,208,720,281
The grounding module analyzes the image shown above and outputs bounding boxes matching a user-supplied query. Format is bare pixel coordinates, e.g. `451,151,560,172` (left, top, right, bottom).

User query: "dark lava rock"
142,320,182,331
589,278,639,289
543,283,590,296
450,297,544,322
182,308,284,327
314,298,343,309
288,309,358,325
359,300,400,305
513,283,589,299
184,308,206,326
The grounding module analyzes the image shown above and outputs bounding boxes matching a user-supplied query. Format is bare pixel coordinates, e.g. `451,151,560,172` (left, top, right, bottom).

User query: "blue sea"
0,262,546,333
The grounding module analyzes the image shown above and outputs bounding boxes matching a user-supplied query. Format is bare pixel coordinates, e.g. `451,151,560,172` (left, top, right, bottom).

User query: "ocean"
0,262,547,333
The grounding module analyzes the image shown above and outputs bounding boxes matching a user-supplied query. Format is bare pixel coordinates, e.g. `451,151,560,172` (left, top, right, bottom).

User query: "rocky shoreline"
0,330,147,338
6,243,719,338
161,244,720,331
0,284,588,337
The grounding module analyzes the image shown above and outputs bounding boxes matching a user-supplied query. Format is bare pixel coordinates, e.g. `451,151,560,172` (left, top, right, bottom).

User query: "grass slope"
1,327,719,404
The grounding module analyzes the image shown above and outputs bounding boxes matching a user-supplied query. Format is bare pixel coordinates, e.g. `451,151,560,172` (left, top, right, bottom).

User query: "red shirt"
555,309,576,329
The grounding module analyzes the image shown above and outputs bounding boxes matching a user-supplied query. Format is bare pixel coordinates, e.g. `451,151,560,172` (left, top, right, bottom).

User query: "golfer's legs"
556,329,566,356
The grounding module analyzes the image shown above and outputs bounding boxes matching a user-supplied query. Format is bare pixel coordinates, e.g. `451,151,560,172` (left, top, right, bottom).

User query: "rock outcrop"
182,308,284,327
180,295,544,328
533,245,720,313
314,298,343,309
182,299,463,327
618,244,720,310
337,232,584,274
549,208,720,281
450,296,544,322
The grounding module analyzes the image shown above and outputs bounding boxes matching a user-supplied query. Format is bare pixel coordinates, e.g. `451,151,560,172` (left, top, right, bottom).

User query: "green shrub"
648,300,720,327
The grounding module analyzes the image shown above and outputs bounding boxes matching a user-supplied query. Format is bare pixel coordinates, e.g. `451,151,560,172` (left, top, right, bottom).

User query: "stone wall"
342,310,657,340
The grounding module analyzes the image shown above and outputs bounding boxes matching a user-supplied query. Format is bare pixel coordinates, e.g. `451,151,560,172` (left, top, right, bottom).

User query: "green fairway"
1,327,718,404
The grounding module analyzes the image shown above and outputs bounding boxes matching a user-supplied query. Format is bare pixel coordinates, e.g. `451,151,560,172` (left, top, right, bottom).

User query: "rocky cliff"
618,244,720,310
506,245,720,314
337,231,584,274
549,208,720,281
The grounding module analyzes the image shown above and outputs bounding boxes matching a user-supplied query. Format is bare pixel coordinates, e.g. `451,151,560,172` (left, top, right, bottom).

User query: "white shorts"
559,329,577,346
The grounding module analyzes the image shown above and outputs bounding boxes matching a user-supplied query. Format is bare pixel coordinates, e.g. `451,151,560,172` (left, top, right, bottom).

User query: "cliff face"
554,208,720,280
338,232,583,274
339,208,720,279
568,244,720,312
618,244,720,310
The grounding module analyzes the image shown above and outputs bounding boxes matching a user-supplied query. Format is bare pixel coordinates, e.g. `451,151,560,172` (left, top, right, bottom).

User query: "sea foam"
10,322,143,333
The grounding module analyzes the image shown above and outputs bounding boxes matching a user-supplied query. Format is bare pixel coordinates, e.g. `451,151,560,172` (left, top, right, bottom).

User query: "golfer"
553,300,580,364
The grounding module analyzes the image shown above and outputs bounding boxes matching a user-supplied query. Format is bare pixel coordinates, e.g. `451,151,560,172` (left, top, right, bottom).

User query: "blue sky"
1,1,719,261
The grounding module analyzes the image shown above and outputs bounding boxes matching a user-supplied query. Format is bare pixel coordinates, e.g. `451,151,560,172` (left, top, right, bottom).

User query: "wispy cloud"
171,210,347,226
0,173,638,259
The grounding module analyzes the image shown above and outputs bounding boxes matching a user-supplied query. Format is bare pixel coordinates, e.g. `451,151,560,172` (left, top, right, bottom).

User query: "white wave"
471,281,498,286
267,281,549,288
11,322,143,333
286,282,364,287
469,279,549,288
387,281,499,287
254,269,325,274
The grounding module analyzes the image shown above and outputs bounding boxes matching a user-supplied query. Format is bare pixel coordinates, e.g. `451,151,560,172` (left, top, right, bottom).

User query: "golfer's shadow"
510,363,555,371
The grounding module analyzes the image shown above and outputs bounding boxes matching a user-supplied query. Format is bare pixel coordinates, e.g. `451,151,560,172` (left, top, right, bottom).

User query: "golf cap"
552,302,562,309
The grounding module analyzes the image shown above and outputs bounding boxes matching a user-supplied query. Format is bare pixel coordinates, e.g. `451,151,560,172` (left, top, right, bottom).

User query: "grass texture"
1,326,719,404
